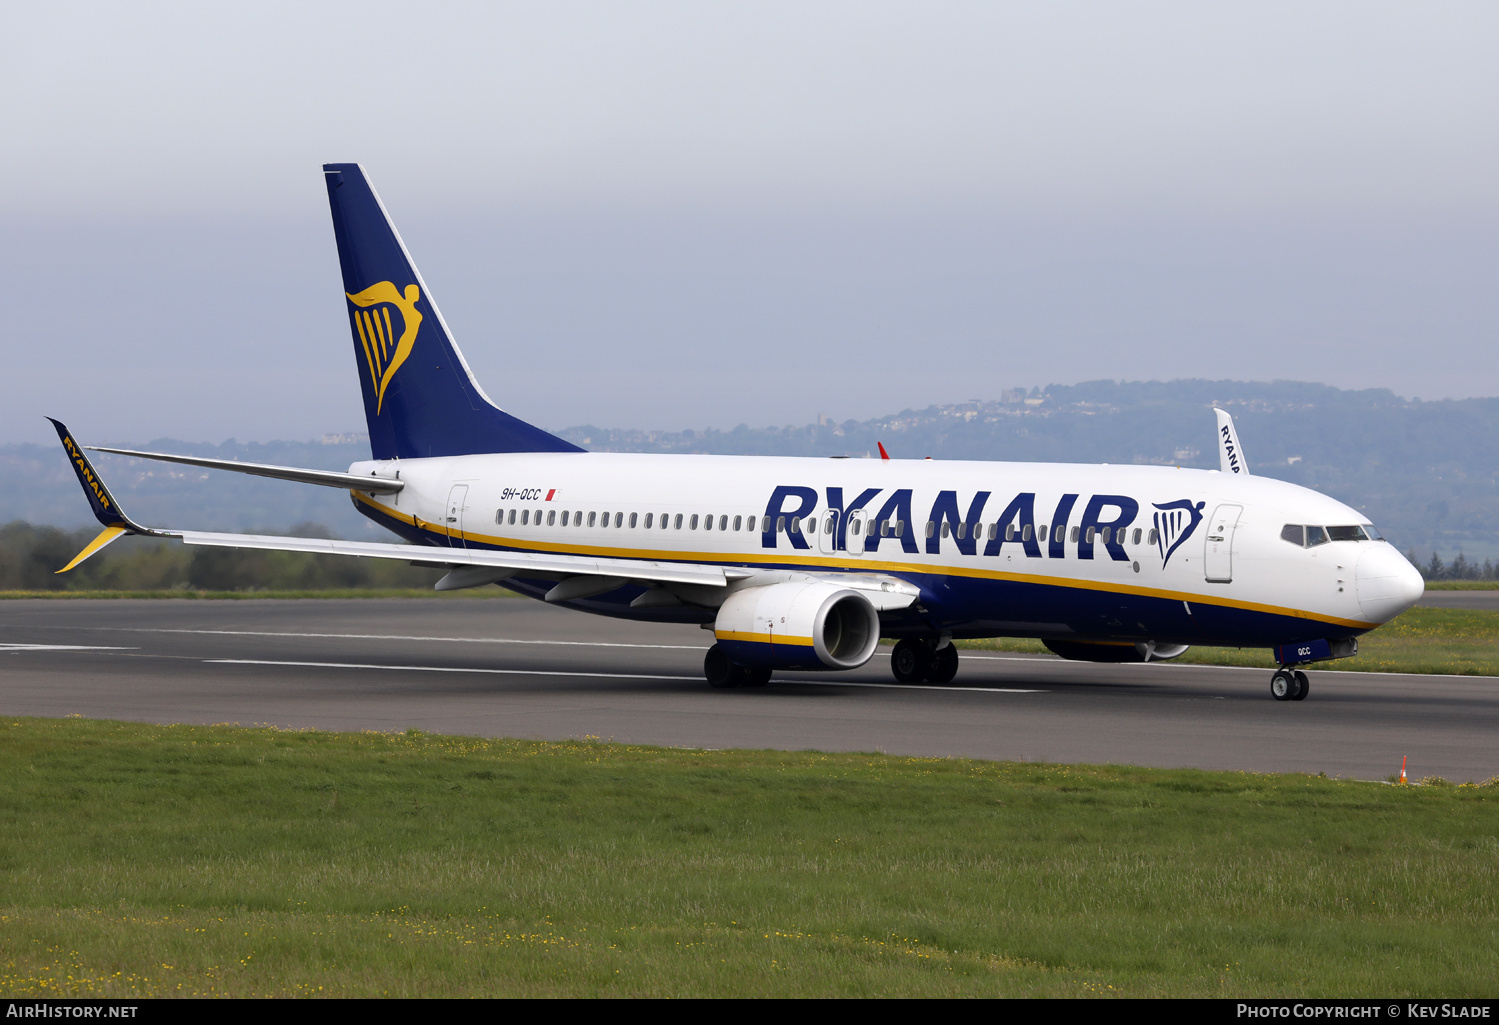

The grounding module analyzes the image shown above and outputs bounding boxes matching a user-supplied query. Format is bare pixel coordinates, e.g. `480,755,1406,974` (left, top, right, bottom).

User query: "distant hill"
555,379,1499,560
6,380,1497,559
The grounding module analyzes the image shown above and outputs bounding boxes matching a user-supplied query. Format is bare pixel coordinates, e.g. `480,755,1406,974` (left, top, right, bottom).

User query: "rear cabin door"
446,484,469,549
1203,503,1242,583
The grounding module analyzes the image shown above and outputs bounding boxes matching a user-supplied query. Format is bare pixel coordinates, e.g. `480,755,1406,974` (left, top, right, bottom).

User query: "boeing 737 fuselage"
52,164,1424,700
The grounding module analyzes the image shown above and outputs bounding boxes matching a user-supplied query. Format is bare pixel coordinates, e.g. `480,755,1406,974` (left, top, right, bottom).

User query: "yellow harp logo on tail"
346,282,423,414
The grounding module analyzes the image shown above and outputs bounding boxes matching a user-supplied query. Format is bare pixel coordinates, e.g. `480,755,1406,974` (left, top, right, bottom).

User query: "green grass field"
1,718,1496,998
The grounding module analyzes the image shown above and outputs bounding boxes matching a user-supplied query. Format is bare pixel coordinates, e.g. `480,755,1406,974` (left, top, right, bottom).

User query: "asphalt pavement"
1,597,1495,782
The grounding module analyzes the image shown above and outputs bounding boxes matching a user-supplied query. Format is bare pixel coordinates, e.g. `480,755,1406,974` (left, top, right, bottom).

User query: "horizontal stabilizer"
87,445,404,494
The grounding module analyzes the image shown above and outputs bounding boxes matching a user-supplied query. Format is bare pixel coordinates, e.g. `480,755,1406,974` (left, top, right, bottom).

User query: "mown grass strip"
0,718,1496,997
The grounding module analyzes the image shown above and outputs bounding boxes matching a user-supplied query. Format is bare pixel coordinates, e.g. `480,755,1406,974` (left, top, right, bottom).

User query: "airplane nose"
1355,545,1425,622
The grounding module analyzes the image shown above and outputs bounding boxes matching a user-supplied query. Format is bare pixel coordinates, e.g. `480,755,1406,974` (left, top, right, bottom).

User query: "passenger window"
926,521,936,538
1005,524,1015,541
616,512,624,528
942,522,951,539
1100,527,1110,544
776,516,785,533
588,511,597,528
547,510,556,526
1085,526,1096,543
521,509,529,525
1070,526,1080,543
1306,526,1329,547
733,515,742,531
702,514,711,531
720,515,728,531
495,509,503,525
675,514,684,530
895,521,904,537
1131,527,1141,545
643,513,652,529
509,509,516,526
661,513,670,529
1281,524,1305,546
562,510,570,527
630,512,639,528
1147,527,1157,545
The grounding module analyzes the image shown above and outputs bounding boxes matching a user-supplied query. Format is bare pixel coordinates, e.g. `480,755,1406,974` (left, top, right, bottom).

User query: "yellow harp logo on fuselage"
347,282,423,414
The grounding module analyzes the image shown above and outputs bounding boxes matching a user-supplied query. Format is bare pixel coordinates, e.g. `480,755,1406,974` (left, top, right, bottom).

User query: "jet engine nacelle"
713,580,882,671
1043,639,1191,663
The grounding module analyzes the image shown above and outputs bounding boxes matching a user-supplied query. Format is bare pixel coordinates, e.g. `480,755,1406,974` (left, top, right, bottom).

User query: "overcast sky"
3,2,1496,446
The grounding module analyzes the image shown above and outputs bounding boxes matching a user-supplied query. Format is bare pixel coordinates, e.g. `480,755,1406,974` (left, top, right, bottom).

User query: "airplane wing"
85,444,404,493
49,419,919,609
50,418,739,589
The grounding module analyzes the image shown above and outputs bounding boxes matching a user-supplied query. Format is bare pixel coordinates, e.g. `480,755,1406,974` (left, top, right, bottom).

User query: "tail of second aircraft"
323,163,582,460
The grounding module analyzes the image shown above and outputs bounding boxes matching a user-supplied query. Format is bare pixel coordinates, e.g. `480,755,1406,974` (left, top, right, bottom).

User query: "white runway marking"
0,644,132,652
205,659,1045,693
97,628,708,650
207,659,701,681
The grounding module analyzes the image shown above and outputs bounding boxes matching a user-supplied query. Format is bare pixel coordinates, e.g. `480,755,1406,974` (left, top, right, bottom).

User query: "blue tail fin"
323,163,583,460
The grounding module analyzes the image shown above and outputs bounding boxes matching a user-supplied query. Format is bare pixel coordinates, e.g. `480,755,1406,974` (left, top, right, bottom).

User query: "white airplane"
51,163,1424,701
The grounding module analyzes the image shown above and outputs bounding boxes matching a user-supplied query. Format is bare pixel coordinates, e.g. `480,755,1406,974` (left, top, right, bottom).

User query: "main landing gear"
1270,667,1310,702
890,637,960,685
703,644,772,689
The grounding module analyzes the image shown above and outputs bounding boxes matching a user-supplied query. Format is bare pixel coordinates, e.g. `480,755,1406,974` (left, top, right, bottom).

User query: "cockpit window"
1327,525,1368,542
1305,525,1329,547
1280,524,1305,546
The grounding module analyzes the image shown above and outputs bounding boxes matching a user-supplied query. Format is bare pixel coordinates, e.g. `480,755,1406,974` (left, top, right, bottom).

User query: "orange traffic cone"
1400,756,1407,784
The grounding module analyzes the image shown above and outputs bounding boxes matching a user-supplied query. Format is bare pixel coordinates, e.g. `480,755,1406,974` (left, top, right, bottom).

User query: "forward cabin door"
446,484,469,549
1204,503,1242,583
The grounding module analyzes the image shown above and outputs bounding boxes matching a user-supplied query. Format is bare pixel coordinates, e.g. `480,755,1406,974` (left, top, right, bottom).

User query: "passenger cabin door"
1203,503,1242,583
445,484,469,549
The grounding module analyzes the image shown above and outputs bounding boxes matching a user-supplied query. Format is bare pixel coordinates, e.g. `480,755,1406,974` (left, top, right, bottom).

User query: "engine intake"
713,580,882,670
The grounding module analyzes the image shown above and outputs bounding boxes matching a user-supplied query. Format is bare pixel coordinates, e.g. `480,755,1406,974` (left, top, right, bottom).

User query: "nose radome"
1355,545,1425,622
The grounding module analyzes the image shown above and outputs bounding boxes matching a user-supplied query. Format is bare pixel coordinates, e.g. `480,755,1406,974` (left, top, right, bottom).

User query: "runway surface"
2,597,1495,782
1418,589,1499,610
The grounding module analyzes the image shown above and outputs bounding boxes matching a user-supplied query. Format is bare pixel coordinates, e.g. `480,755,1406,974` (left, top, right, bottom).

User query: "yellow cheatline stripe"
56,524,128,574
352,493,1376,630
714,630,815,646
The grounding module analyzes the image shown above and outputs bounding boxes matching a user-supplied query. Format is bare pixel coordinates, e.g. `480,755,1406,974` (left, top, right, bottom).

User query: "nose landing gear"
1270,667,1310,701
